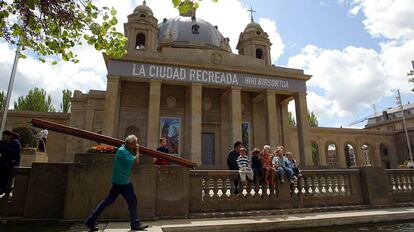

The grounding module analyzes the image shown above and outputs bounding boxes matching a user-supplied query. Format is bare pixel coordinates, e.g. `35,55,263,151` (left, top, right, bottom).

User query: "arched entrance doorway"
361,144,373,166
380,143,391,169
327,143,338,167
344,143,356,168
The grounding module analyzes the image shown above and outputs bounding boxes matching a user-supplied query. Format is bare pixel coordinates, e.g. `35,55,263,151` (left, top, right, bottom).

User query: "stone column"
264,90,279,148
229,87,242,145
294,93,313,166
189,83,202,164
102,76,121,137
146,80,162,149
280,99,292,152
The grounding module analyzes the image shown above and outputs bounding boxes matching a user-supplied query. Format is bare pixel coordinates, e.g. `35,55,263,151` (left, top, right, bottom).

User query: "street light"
0,44,21,133
396,89,413,167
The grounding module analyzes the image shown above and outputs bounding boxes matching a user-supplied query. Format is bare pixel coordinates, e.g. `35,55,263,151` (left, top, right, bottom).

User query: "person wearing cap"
236,147,254,183
0,130,21,196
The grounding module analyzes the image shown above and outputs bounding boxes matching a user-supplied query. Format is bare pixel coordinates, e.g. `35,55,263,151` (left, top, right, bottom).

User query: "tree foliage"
14,88,55,112
0,0,127,63
172,0,218,14
12,125,38,148
288,111,319,127
60,89,72,113
0,90,5,109
309,111,318,127
288,111,296,126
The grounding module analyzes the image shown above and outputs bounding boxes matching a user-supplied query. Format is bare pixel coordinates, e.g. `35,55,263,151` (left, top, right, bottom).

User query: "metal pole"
397,89,413,163
0,45,21,133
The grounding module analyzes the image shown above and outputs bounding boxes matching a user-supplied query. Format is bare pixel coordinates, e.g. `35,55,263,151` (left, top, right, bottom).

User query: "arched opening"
361,144,372,166
256,48,263,59
135,33,146,50
311,142,319,166
124,126,140,141
380,143,391,169
327,143,338,167
344,143,356,168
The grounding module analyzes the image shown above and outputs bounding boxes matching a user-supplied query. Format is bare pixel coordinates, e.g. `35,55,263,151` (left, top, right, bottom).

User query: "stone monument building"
63,2,403,169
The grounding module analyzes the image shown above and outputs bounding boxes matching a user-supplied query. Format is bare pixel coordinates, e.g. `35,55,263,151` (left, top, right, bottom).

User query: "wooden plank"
31,118,197,168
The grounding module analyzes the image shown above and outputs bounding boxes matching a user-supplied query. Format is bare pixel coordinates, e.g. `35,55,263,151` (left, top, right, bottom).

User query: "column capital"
191,82,203,87
149,79,162,85
229,86,242,92
107,75,120,81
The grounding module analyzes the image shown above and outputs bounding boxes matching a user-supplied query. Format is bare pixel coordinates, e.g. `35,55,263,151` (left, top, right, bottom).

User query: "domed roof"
244,22,262,30
133,1,153,15
158,16,231,52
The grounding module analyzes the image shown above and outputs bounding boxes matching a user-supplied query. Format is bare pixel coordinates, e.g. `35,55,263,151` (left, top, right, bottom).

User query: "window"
135,33,146,50
256,48,263,59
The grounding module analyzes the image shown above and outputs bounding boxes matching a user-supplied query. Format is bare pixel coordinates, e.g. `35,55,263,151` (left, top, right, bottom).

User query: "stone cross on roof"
248,6,256,22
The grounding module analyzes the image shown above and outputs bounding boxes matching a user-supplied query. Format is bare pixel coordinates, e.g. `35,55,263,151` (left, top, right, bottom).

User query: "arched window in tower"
256,48,263,59
136,33,146,50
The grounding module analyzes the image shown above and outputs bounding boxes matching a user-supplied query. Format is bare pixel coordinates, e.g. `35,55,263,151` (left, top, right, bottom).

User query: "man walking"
84,135,148,231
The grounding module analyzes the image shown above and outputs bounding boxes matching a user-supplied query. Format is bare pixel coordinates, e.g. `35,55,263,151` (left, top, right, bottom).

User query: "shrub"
12,125,38,148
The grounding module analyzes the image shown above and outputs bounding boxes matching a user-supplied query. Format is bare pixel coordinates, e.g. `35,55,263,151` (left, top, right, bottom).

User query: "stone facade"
63,3,402,169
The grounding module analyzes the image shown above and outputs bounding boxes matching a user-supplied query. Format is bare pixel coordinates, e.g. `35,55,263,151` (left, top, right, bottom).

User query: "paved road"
69,207,414,232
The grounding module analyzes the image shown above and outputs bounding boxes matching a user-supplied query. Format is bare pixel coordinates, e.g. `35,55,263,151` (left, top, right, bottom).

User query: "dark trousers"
0,166,12,194
86,183,139,228
292,167,301,177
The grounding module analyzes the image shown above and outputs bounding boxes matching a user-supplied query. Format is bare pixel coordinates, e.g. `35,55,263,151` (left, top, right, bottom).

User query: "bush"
12,125,38,148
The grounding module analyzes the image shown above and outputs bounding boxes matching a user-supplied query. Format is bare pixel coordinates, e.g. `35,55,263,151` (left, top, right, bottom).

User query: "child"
286,152,302,179
261,145,276,186
251,148,264,185
272,146,294,183
236,147,254,183
153,137,170,165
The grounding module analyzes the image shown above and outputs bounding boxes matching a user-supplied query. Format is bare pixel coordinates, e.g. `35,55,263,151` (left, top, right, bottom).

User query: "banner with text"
108,60,307,92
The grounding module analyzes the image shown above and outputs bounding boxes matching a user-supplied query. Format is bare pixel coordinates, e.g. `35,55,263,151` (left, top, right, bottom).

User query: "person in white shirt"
38,129,48,152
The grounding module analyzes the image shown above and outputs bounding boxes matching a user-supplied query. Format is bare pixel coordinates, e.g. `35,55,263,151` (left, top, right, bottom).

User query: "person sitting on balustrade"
236,147,254,184
272,146,294,183
261,145,276,187
251,148,264,185
286,152,302,180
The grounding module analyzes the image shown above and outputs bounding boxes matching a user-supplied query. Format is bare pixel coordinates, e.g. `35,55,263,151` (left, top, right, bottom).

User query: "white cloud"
289,45,391,117
0,0,285,110
346,0,414,40
258,18,285,62
286,0,414,121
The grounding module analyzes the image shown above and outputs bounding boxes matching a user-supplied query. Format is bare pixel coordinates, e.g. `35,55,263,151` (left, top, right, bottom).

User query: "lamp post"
0,45,21,133
396,89,413,165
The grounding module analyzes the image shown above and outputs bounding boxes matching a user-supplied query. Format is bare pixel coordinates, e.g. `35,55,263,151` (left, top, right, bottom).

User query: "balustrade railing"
386,169,414,202
190,169,363,213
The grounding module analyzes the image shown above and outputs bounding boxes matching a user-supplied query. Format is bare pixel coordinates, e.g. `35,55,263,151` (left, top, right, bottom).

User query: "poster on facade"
160,117,181,156
242,122,249,151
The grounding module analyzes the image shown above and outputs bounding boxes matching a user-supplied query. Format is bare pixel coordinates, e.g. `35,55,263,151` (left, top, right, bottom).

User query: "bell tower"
124,1,158,52
236,7,272,65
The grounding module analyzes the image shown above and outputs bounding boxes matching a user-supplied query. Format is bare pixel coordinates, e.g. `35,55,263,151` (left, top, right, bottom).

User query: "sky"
0,0,413,128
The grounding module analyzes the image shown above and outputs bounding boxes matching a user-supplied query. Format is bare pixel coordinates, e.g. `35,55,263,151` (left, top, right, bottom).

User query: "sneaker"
281,179,285,183
131,224,149,231
298,173,303,177
84,220,98,232
293,176,298,180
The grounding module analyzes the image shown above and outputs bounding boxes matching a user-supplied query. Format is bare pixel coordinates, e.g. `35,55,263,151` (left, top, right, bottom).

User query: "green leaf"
172,0,181,7
110,7,117,16
52,61,58,65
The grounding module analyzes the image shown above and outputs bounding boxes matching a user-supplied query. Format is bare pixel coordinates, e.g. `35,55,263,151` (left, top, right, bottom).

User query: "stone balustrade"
386,169,414,202
190,169,363,213
0,158,413,220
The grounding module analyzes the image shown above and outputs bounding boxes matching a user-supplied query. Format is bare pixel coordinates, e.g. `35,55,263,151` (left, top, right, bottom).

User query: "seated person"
153,137,170,165
272,146,294,183
286,152,302,179
261,145,276,186
251,148,264,185
236,147,254,183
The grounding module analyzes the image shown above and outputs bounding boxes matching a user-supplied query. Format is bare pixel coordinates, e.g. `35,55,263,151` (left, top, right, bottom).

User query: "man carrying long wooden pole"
84,134,148,231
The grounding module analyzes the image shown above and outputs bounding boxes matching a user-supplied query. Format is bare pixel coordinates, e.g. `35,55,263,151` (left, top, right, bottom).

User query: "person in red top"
153,137,170,165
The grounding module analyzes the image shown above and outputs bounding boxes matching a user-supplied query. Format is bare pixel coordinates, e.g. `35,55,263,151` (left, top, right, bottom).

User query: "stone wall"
0,110,69,162
1,157,413,220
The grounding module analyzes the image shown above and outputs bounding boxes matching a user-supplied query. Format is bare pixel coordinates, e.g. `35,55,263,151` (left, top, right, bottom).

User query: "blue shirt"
112,145,136,185
272,156,288,168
